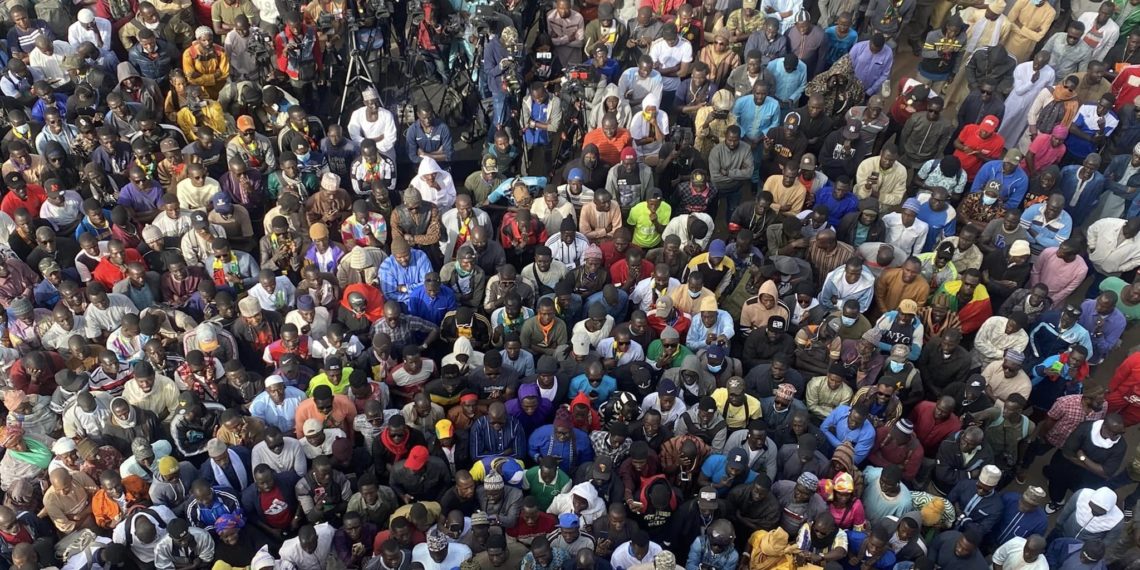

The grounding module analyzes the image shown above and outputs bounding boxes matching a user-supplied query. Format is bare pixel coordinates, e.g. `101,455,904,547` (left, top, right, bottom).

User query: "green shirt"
627,202,672,249
524,466,571,511
645,339,694,369
1099,277,1140,321
306,368,354,396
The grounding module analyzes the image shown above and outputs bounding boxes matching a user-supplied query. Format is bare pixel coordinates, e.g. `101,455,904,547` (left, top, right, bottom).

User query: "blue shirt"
823,27,858,68
686,310,736,351
819,405,876,463
404,120,454,163
994,491,1048,546
1067,108,1118,159
917,202,957,250
814,188,859,227
568,373,617,405
527,425,595,474
1020,204,1073,252
406,284,458,323
969,160,1030,210
699,454,758,496
765,59,807,105
249,386,307,432
849,41,893,95
378,250,434,305
733,95,781,140
469,415,527,459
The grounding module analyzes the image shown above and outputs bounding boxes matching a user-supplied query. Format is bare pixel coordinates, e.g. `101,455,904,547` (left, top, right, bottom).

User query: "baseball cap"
558,513,580,528
843,121,861,140
726,447,747,470
799,154,816,171
727,377,745,395
404,445,429,470
697,486,719,509
302,418,323,436
591,457,614,480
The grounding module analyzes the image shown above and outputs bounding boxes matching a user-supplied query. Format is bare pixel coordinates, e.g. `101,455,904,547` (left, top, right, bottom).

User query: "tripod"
338,26,379,117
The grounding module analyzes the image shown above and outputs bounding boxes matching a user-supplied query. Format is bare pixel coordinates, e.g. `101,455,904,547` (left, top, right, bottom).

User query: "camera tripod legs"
338,33,379,117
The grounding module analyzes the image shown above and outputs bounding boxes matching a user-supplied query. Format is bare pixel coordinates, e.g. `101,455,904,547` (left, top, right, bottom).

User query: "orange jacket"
91,475,149,529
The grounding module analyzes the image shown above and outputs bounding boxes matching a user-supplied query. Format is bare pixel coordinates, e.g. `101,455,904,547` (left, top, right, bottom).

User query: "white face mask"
982,195,998,206
143,20,161,30
13,124,29,135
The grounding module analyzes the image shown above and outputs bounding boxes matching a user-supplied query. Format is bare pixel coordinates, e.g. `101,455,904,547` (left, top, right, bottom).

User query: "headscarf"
215,512,246,534
1074,487,1124,534
805,55,866,115
752,528,796,570
1036,79,1080,134
110,397,137,428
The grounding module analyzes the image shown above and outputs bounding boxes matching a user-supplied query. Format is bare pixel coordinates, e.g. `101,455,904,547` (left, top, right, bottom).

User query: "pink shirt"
1029,247,1089,304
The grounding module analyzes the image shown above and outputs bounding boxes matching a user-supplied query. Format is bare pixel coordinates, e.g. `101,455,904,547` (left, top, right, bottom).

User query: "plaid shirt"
1045,394,1105,447
371,314,437,351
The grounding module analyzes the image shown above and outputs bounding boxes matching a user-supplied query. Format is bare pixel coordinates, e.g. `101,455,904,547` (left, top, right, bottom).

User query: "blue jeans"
489,89,508,143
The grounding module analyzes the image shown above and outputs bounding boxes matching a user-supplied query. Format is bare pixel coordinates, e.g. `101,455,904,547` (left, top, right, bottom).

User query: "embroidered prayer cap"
238,296,261,318
483,470,505,490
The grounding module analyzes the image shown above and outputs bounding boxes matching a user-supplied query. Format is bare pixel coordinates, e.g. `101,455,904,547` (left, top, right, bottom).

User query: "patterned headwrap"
797,472,819,490
584,244,603,262
774,383,796,400
215,512,245,534
427,529,449,551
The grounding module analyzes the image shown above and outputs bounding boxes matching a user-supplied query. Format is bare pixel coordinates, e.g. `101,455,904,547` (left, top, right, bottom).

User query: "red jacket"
91,248,146,289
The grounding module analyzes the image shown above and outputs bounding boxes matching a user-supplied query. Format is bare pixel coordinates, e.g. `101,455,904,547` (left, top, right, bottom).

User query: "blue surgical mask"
889,360,905,373
297,152,311,162
982,195,998,206
841,316,857,327
707,363,723,373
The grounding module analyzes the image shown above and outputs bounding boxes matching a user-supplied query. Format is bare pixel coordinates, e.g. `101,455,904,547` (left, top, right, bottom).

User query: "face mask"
707,363,723,373
841,316,856,327
144,20,161,30
642,110,654,121
297,152,311,162
13,124,28,135
982,195,998,206
688,290,701,298
889,360,905,373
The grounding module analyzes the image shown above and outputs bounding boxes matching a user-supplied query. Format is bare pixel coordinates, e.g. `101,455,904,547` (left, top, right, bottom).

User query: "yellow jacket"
182,44,230,98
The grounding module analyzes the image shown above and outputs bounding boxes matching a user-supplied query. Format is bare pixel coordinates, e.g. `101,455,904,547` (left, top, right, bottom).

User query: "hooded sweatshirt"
589,83,633,129
740,280,791,335
113,61,162,116
410,157,456,210
546,481,606,526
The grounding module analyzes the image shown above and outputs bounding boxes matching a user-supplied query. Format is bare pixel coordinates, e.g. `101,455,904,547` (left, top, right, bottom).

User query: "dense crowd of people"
6,0,1140,567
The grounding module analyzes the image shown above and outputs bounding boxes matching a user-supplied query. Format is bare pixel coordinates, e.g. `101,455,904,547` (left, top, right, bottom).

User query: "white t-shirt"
648,38,693,93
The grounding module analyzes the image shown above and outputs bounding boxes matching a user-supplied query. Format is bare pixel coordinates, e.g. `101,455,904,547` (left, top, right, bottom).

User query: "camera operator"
303,0,349,52
521,81,562,177
274,12,323,108
525,35,563,85
128,29,175,84
183,27,231,100
415,0,456,82
483,24,521,143
224,16,267,85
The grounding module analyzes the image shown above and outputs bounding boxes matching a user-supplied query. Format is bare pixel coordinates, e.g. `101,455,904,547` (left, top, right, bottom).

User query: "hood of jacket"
117,61,140,84
417,156,444,178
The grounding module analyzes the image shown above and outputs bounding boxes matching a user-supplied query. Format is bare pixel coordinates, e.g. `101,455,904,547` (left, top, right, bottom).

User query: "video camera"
561,64,599,100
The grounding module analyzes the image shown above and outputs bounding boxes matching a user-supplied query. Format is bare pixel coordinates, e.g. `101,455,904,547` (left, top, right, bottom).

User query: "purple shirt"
849,41,894,96
1078,298,1126,363
117,182,163,213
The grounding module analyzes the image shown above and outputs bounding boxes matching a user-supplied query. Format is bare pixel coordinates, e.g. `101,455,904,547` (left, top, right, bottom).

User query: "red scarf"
380,428,409,458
